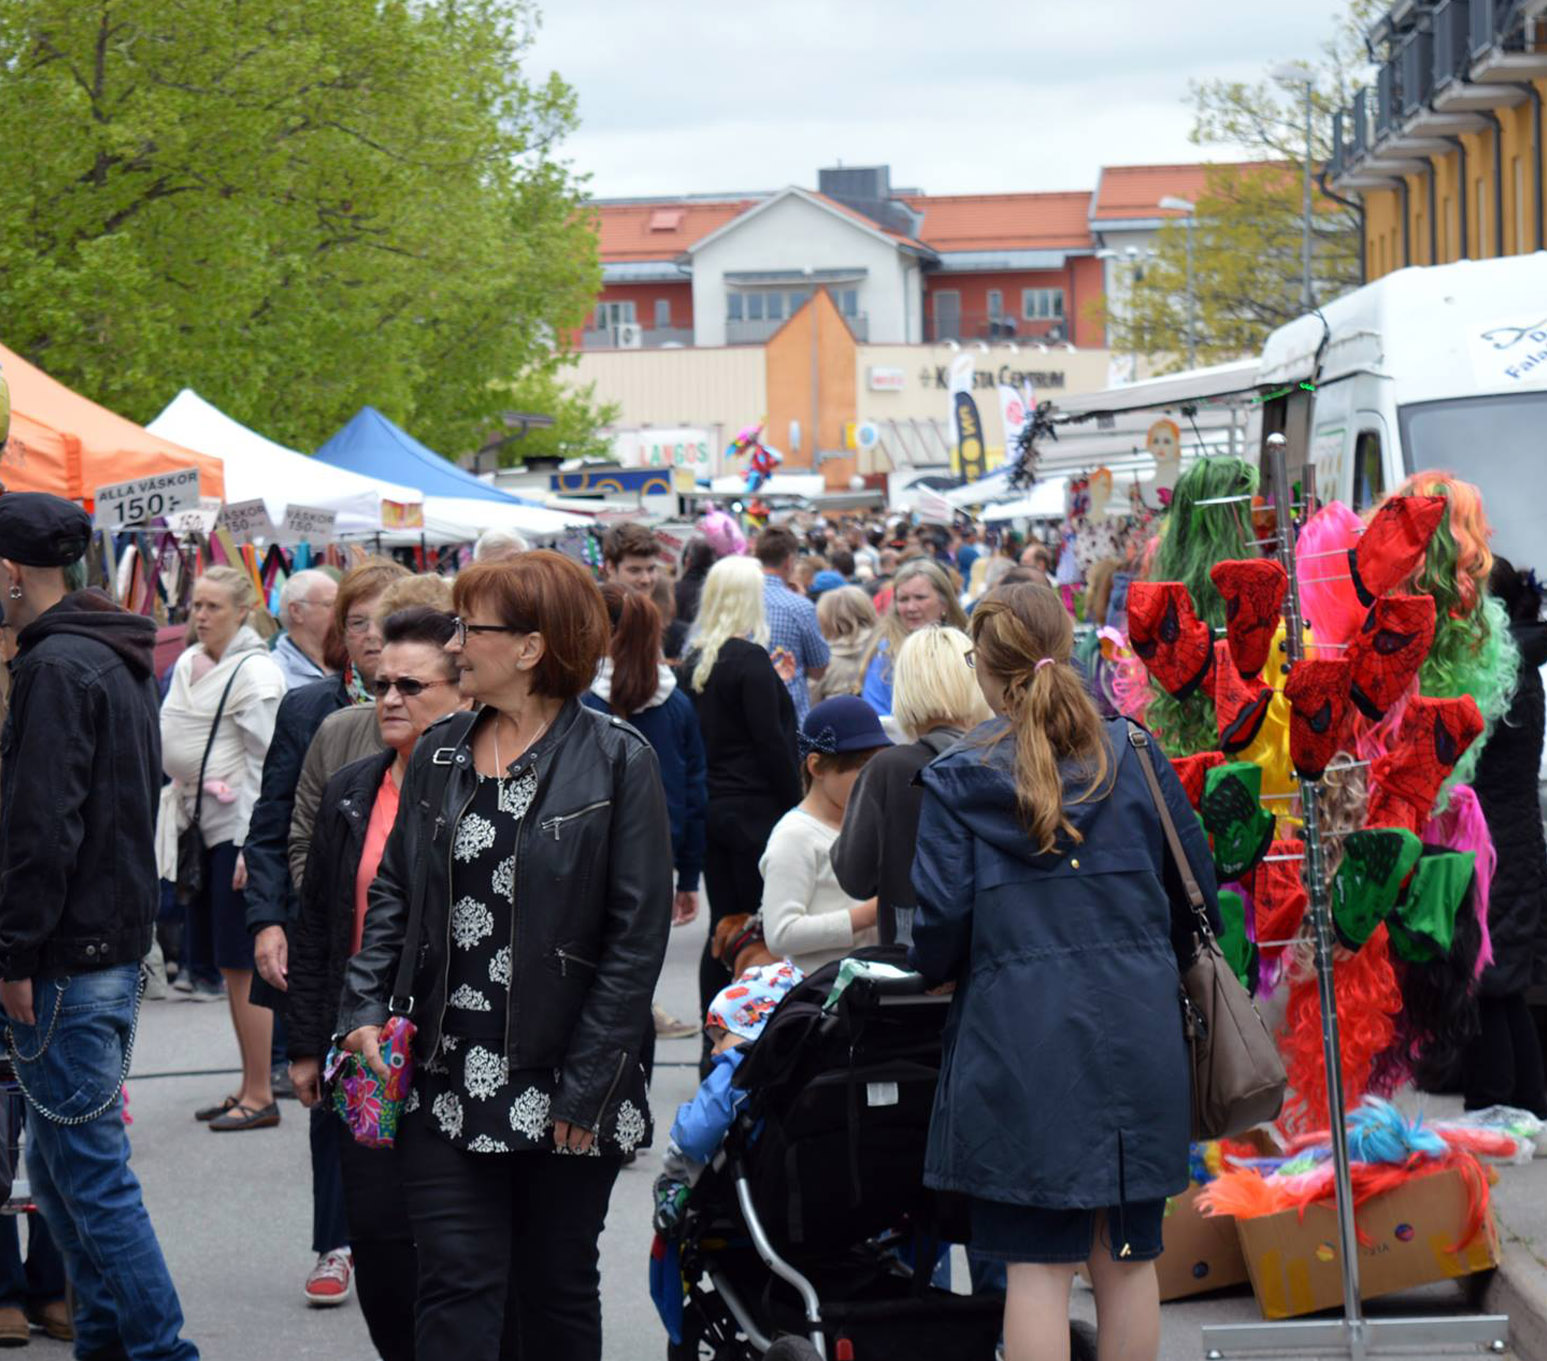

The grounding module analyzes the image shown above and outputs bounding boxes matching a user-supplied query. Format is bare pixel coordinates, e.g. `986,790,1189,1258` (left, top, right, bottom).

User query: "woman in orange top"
286,606,469,1361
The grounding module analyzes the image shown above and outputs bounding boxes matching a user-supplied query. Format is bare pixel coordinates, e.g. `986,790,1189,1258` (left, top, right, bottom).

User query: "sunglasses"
373,676,459,699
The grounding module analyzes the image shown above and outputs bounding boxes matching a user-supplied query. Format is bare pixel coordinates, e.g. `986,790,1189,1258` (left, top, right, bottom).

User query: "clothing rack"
1199,435,1508,1361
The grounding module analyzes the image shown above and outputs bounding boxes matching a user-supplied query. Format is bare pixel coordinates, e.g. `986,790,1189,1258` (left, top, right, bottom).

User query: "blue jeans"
7,965,197,1360
0,1211,66,1307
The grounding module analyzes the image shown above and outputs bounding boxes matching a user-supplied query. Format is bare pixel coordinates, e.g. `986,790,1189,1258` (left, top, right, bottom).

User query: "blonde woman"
910,583,1221,1361
813,585,878,702
678,556,802,1026
859,559,968,716
157,566,287,1130
831,627,990,947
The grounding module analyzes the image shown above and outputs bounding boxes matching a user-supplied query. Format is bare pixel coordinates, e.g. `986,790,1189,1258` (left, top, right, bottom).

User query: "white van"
1257,253,1547,565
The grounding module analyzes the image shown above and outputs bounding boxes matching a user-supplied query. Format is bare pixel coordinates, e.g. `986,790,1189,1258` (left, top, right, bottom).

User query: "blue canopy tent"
316,406,537,506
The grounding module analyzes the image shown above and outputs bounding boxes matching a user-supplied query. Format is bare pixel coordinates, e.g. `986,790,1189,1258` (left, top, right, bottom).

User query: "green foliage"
1108,0,1372,370
484,365,620,465
0,0,609,456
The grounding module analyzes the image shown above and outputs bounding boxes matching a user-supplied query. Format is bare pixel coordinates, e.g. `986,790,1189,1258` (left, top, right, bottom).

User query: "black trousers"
398,1117,621,1360
310,1103,350,1256
1463,992,1547,1117
700,796,786,1024
337,1127,417,1361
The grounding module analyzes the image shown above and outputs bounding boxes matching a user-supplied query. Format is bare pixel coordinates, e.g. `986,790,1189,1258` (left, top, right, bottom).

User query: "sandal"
194,1095,240,1123
208,1101,281,1132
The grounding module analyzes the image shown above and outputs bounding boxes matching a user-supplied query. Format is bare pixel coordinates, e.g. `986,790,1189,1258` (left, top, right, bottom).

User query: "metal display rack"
1199,436,1509,1360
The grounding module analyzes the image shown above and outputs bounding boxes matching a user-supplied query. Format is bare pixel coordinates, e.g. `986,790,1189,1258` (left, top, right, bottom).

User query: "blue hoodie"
909,716,1220,1212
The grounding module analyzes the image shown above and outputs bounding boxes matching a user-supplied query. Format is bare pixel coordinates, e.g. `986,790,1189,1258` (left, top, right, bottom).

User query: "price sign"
165,497,223,537
282,504,338,544
219,499,278,544
93,467,201,529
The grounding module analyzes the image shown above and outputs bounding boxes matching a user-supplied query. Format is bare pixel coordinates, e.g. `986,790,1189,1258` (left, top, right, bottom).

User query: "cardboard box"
1235,1167,1499,1320
1157,1184,1251,1302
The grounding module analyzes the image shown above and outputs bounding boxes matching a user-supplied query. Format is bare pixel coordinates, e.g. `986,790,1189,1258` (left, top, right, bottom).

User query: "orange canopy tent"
0,343,226,505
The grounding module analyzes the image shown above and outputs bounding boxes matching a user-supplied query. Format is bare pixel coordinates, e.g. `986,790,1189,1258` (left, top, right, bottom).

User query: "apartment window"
653,298,671,330
1021,288,1064,321
766,291,785,322
838,288,859,318
746,292,765,322
595,300,636,329
986,289,1003,320
727,293,744,322
789,289,811,313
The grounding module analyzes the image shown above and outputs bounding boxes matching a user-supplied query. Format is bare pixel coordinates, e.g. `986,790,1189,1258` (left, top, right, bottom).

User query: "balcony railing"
1471,0,1514,56
1434,0,1472,85
1400,28,1434,113
1330,110,1346,177
1375,61,1398,138
1352,86,1371,154
726,313,869,344
580,325,694,350
924,312,1067,344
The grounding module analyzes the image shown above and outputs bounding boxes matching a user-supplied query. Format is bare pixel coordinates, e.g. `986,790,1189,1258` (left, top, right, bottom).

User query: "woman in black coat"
287,607,470,1361
910,583,1219,1361
337,554,672,1360
1464,558,1547,1116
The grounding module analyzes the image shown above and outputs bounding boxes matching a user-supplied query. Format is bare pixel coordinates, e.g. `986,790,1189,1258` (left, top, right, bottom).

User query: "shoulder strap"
1124,721,1211,935
190,654,255,829
390,709,481,1014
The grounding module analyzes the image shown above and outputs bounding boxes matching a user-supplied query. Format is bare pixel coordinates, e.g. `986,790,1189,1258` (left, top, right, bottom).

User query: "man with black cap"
0,492,198,1359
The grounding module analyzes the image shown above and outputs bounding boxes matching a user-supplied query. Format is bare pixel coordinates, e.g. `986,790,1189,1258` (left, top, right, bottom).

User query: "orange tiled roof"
899,191,1093,252
1090,163,1232,221
594,198,760,262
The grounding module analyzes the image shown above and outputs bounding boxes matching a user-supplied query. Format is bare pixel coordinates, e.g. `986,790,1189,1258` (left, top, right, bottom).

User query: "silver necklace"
493,709,554,777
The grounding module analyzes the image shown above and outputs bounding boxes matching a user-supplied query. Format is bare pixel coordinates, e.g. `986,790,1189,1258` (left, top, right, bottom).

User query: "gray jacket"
288,705,384,891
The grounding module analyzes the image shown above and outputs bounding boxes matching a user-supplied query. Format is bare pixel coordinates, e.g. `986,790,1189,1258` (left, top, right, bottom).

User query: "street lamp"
1271,60,1317,313
1159,195,1197,367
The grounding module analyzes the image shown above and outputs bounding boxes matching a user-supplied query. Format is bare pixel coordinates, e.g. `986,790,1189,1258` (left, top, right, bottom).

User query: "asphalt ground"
8,916,1541,1359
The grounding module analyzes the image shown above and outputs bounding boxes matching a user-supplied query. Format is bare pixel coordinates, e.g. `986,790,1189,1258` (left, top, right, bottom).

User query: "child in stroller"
651,939,1031,1360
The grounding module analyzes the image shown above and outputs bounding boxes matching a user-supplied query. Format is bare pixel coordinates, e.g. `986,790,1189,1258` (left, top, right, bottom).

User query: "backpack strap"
191,655,255,831
388,709,481,1016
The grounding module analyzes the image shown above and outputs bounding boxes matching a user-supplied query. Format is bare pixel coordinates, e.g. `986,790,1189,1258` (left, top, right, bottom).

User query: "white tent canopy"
981,476,1069,522
148,389,424,535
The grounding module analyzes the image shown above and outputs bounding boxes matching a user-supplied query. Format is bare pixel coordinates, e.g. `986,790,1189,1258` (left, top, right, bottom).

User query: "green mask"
1201,761,1274,882
1330,827,1424,951
1386,851,1475,963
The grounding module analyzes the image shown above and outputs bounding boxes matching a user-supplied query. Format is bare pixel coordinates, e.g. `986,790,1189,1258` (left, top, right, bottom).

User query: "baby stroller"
664,947,1039,1360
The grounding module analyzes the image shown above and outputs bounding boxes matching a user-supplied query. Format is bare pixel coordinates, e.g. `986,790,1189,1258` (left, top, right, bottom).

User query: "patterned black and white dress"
405,768,652,1157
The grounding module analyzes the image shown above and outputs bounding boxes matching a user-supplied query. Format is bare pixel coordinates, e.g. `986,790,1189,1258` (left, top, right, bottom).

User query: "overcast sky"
529,0,1353,200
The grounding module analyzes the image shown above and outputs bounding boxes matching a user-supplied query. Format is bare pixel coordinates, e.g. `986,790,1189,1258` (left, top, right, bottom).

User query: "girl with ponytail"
910,581,1221,1361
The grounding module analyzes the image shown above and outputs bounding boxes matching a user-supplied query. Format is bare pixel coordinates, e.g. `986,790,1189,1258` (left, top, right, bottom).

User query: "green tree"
483,366,620,466
0,0,608,457
1107,0,1375,370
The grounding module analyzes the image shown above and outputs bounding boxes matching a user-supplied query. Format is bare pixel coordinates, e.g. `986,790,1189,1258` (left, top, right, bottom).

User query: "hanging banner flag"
949,354,986,483
998,384,1033,452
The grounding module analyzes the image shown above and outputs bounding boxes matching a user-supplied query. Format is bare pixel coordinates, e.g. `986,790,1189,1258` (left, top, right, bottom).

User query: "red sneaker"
303,1248,354,1307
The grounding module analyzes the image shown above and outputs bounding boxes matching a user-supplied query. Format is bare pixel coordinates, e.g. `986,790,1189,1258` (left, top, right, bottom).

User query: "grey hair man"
272,568,339,690
473,528,530,563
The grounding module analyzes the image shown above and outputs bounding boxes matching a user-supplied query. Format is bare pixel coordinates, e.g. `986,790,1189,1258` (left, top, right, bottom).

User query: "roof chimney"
817,165,917,237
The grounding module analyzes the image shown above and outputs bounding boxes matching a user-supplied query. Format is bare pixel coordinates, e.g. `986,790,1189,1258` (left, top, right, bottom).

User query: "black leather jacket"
337,699,673,1134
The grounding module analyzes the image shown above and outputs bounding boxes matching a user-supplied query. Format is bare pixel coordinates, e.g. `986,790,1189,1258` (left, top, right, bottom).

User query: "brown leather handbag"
1127,725,1287,1140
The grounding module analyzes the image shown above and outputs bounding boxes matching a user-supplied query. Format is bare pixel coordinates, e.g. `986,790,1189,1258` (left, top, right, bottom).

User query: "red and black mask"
1283,658,1353,781
1211,640,1273,754
1349,495,1447,605
1242,843,1309,958
1127,581,1213,700
1366,695,1485,834
1347,594,1436,721
1171,751,1227,811
1209,558,1287,680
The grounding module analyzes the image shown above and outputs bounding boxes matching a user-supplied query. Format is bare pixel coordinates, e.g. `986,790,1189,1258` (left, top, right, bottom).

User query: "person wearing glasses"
271,569,339,690
337,552,672,1359
242,558,409,1306
285,606,470,1361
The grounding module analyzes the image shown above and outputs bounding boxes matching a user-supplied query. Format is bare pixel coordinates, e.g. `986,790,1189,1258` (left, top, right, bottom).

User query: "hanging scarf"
344,662,373,706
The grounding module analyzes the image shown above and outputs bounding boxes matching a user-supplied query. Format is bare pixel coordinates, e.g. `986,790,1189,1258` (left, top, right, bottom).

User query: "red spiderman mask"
1171,752,1227,811
1209,559,1288,679
1365,695,1485,833
1350,496,1447,605
1127,582,1213,699
1283,658,1353,781
1346,594,1436,721
1209,641,1272,754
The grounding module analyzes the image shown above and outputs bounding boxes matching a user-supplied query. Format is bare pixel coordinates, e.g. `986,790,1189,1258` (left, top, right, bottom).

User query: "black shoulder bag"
174,656,254,907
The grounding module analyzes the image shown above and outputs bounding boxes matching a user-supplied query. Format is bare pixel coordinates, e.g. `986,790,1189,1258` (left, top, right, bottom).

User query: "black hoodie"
0,592,161,978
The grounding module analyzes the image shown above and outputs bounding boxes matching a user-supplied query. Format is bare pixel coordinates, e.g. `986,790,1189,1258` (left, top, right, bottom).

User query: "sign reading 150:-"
93,467,201,529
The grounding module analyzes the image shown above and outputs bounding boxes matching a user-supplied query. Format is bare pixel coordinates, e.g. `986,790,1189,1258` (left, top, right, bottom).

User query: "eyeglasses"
963,647,976,670
343,616,376,636
451,617,527,647
373,676,459,699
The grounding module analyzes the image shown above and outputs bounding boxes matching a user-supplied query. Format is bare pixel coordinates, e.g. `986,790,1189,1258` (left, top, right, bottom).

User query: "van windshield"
1398,391,1547,566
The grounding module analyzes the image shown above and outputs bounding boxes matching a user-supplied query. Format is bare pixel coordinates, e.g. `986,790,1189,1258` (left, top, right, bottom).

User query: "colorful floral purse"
326,1014,416,1148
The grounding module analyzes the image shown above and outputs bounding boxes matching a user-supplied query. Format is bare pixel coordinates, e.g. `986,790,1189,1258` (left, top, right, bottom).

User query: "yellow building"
1329,0,1547,279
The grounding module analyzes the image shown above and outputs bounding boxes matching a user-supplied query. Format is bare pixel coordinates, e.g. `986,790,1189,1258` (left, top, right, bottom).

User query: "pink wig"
1296,501,1365,651
1422,784,1496,977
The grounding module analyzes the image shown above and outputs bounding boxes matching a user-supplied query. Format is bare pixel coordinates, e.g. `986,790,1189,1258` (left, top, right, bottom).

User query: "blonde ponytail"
971,584,1113,855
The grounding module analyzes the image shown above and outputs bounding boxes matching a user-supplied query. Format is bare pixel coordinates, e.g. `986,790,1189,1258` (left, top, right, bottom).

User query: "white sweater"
759,807,878,974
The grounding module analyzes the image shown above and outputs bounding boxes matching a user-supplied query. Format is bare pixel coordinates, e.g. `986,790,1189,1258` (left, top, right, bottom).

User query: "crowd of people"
0,486,1535,1361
